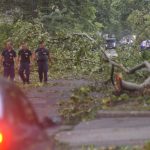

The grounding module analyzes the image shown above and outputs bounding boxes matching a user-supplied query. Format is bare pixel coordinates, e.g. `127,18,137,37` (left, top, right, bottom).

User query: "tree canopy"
0,0,150,39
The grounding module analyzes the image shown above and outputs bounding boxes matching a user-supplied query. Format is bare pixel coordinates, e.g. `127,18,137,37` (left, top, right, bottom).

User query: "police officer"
18,42,32,84
35,41,51,83
1,41,16,80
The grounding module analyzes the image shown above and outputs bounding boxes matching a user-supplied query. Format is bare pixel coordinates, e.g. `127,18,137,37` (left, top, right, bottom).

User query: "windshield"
106,39,116,43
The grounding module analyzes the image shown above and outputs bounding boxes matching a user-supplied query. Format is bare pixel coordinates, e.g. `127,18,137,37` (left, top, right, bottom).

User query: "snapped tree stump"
102,50,150,92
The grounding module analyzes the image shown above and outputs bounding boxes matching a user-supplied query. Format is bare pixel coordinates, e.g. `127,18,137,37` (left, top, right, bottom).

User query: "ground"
56,117,150,149
26,79,90,121
25,79,150,150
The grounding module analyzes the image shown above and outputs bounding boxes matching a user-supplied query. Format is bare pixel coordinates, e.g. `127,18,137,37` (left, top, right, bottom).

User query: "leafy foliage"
0,0,37,20
116,47,147,83
58,86,100,124
11,19,50,49
39,0,100,32
0,0,150,40
0,23,13,49
0,20,103,79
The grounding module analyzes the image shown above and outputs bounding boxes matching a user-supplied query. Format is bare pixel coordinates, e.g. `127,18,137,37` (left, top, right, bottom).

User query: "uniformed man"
35,41,51,83
18,42,32,84
1,41,16,80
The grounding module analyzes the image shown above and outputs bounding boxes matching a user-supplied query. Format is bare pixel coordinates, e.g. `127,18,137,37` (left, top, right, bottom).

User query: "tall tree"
38,0,100,33
127,0,150,42
0,0,38,20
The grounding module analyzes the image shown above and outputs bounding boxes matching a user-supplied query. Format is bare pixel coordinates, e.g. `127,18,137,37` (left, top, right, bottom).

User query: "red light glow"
0,132,3,144
0,123,13,149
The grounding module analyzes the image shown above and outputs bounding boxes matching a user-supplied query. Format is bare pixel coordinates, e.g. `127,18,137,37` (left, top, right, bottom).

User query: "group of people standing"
0,41,51,84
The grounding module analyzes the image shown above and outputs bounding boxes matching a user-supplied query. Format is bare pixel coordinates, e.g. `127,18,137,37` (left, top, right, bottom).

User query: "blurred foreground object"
0,78,56,150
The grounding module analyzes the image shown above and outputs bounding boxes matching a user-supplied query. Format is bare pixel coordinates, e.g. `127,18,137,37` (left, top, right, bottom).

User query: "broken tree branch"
102,50,150,74
101,50,150,91
73,32,96,42
121,77,150,91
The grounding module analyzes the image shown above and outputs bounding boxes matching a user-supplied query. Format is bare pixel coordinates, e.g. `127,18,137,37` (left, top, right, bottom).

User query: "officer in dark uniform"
35,41,51,83
18,42,32,84
1,41,16,80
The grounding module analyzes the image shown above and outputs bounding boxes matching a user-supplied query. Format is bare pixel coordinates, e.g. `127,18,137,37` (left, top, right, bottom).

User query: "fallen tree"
102,50,150,92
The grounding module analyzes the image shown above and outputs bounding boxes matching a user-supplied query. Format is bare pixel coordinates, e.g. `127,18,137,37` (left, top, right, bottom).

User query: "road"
26,79,150,149
27,79,90,121
55,117,150,149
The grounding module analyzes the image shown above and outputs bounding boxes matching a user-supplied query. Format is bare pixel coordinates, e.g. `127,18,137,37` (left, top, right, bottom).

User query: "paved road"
26,79,91,150
55,117,150,148
26,79,150,149
27,79,90,121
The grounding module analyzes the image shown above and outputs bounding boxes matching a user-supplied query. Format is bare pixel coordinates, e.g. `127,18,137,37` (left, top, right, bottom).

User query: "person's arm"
0,56,4,65
1,50,4,65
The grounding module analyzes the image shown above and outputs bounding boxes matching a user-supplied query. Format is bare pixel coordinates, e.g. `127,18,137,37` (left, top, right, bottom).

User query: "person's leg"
25,63,30,84
43,62,48,83
10,65,15,81
4,67,9,78
19,64,26,83
38,62,43,82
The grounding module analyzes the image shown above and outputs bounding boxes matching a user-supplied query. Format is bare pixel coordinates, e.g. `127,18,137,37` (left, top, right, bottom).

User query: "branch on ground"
102,50,150,91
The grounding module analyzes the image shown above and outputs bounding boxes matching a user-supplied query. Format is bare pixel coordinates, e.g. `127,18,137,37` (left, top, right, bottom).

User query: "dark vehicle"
0,78,55,150
105,38,116,49
103,37,118,59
